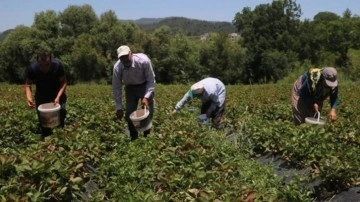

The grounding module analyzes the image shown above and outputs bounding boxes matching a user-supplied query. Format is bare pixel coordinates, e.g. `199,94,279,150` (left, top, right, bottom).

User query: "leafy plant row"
1,83,359,201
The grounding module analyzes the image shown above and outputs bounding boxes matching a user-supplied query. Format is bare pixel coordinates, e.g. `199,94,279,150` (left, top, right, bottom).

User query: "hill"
0,29,13,41
134,18,164,25
132,17,237,36
0,17,236,41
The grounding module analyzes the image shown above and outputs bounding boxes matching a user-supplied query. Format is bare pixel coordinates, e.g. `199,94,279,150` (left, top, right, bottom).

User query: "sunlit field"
1,83,359,201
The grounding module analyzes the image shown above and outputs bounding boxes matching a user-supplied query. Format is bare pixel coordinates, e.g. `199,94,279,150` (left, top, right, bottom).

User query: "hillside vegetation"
0,17,235,41
0,2,360,85
134,17,236,35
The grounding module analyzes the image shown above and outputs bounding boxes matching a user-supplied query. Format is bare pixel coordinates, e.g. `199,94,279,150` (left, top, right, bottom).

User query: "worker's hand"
116,109,124,120
54,97,60,105
169,109,177,116
27,99,36,108
328,109,337,121
142,98,149,107
314,103,319,112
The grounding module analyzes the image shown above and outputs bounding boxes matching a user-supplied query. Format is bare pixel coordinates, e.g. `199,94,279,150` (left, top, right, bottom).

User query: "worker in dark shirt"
291,67,339,125
25,51,67,137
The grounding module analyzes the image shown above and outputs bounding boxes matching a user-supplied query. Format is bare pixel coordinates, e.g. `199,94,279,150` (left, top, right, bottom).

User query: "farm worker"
291,67,339,125
171,77,226,129
112,45,156,141
24,51,67,137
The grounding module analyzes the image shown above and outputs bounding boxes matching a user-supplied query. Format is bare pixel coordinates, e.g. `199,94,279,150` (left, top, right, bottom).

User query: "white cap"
117,45,131,58
190,82,204,95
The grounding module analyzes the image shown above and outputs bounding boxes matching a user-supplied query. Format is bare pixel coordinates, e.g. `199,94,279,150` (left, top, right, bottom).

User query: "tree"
310,13,354,68
260,50,292,82
69,34,107,82
147,26,172,83
198,33,247,84
33,10,60,39
0,26,38,83
59,4,98,37
91,10,123,57
233,0,302,83
90,11,134,82
313,12,340,22
159,34,199,83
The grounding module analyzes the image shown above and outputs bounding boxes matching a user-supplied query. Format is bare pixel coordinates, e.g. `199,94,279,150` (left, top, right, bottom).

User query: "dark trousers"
201,101,225,129
125,84,154,140
292,96,323,125
36,95,67,136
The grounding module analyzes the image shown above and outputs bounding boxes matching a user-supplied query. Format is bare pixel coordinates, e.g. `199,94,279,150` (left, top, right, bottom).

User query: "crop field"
1,83,359,201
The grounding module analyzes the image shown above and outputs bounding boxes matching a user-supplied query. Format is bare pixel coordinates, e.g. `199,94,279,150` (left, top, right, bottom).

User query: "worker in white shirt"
171,77,226,129
112,45,155,140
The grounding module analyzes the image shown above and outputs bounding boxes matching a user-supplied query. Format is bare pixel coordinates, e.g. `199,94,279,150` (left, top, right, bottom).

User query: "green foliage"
1,3,360,84
346,49,360,81
1,83,359,201
91,10,128,58
59,4,98,37
70,34,107,82
302,12,360,69
313,12,340,22
0,83,317,201
233,0,302,83
0,29,13,41
147,26,201,84
138,17,236,36
33,10,60,39
198,33,247,83
0,26,37,83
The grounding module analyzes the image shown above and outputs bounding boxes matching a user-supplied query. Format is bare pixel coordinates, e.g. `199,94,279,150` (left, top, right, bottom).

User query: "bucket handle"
139,105,148,112
313,111,320,122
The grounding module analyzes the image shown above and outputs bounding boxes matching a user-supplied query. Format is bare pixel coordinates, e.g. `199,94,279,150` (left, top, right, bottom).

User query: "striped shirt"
112,53,155,110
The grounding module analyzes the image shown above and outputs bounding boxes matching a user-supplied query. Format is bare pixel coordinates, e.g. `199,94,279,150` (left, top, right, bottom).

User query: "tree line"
0,0,359,85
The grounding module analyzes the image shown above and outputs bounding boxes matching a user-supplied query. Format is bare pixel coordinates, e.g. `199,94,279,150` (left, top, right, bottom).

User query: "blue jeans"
201,101,225,129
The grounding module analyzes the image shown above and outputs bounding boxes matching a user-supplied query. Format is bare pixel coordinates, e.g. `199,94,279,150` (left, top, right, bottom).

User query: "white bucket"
38,103,61,128
305,112,325,125
130,106,152,132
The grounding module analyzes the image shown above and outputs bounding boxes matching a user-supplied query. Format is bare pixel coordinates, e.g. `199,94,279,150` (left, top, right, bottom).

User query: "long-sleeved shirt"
299,71,339,108
112,53,155,110
175,77,226,114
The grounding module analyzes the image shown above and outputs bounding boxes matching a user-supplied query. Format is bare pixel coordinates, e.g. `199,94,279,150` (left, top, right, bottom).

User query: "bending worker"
171,77,226,129
291,67,339,125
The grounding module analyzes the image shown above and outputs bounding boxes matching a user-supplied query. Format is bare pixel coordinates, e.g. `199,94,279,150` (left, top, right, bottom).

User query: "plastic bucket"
305,112,325,125
38,103,61,128
130,106,152,132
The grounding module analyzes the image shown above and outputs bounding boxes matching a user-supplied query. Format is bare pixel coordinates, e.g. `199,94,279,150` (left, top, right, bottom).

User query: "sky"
0,0,359,32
